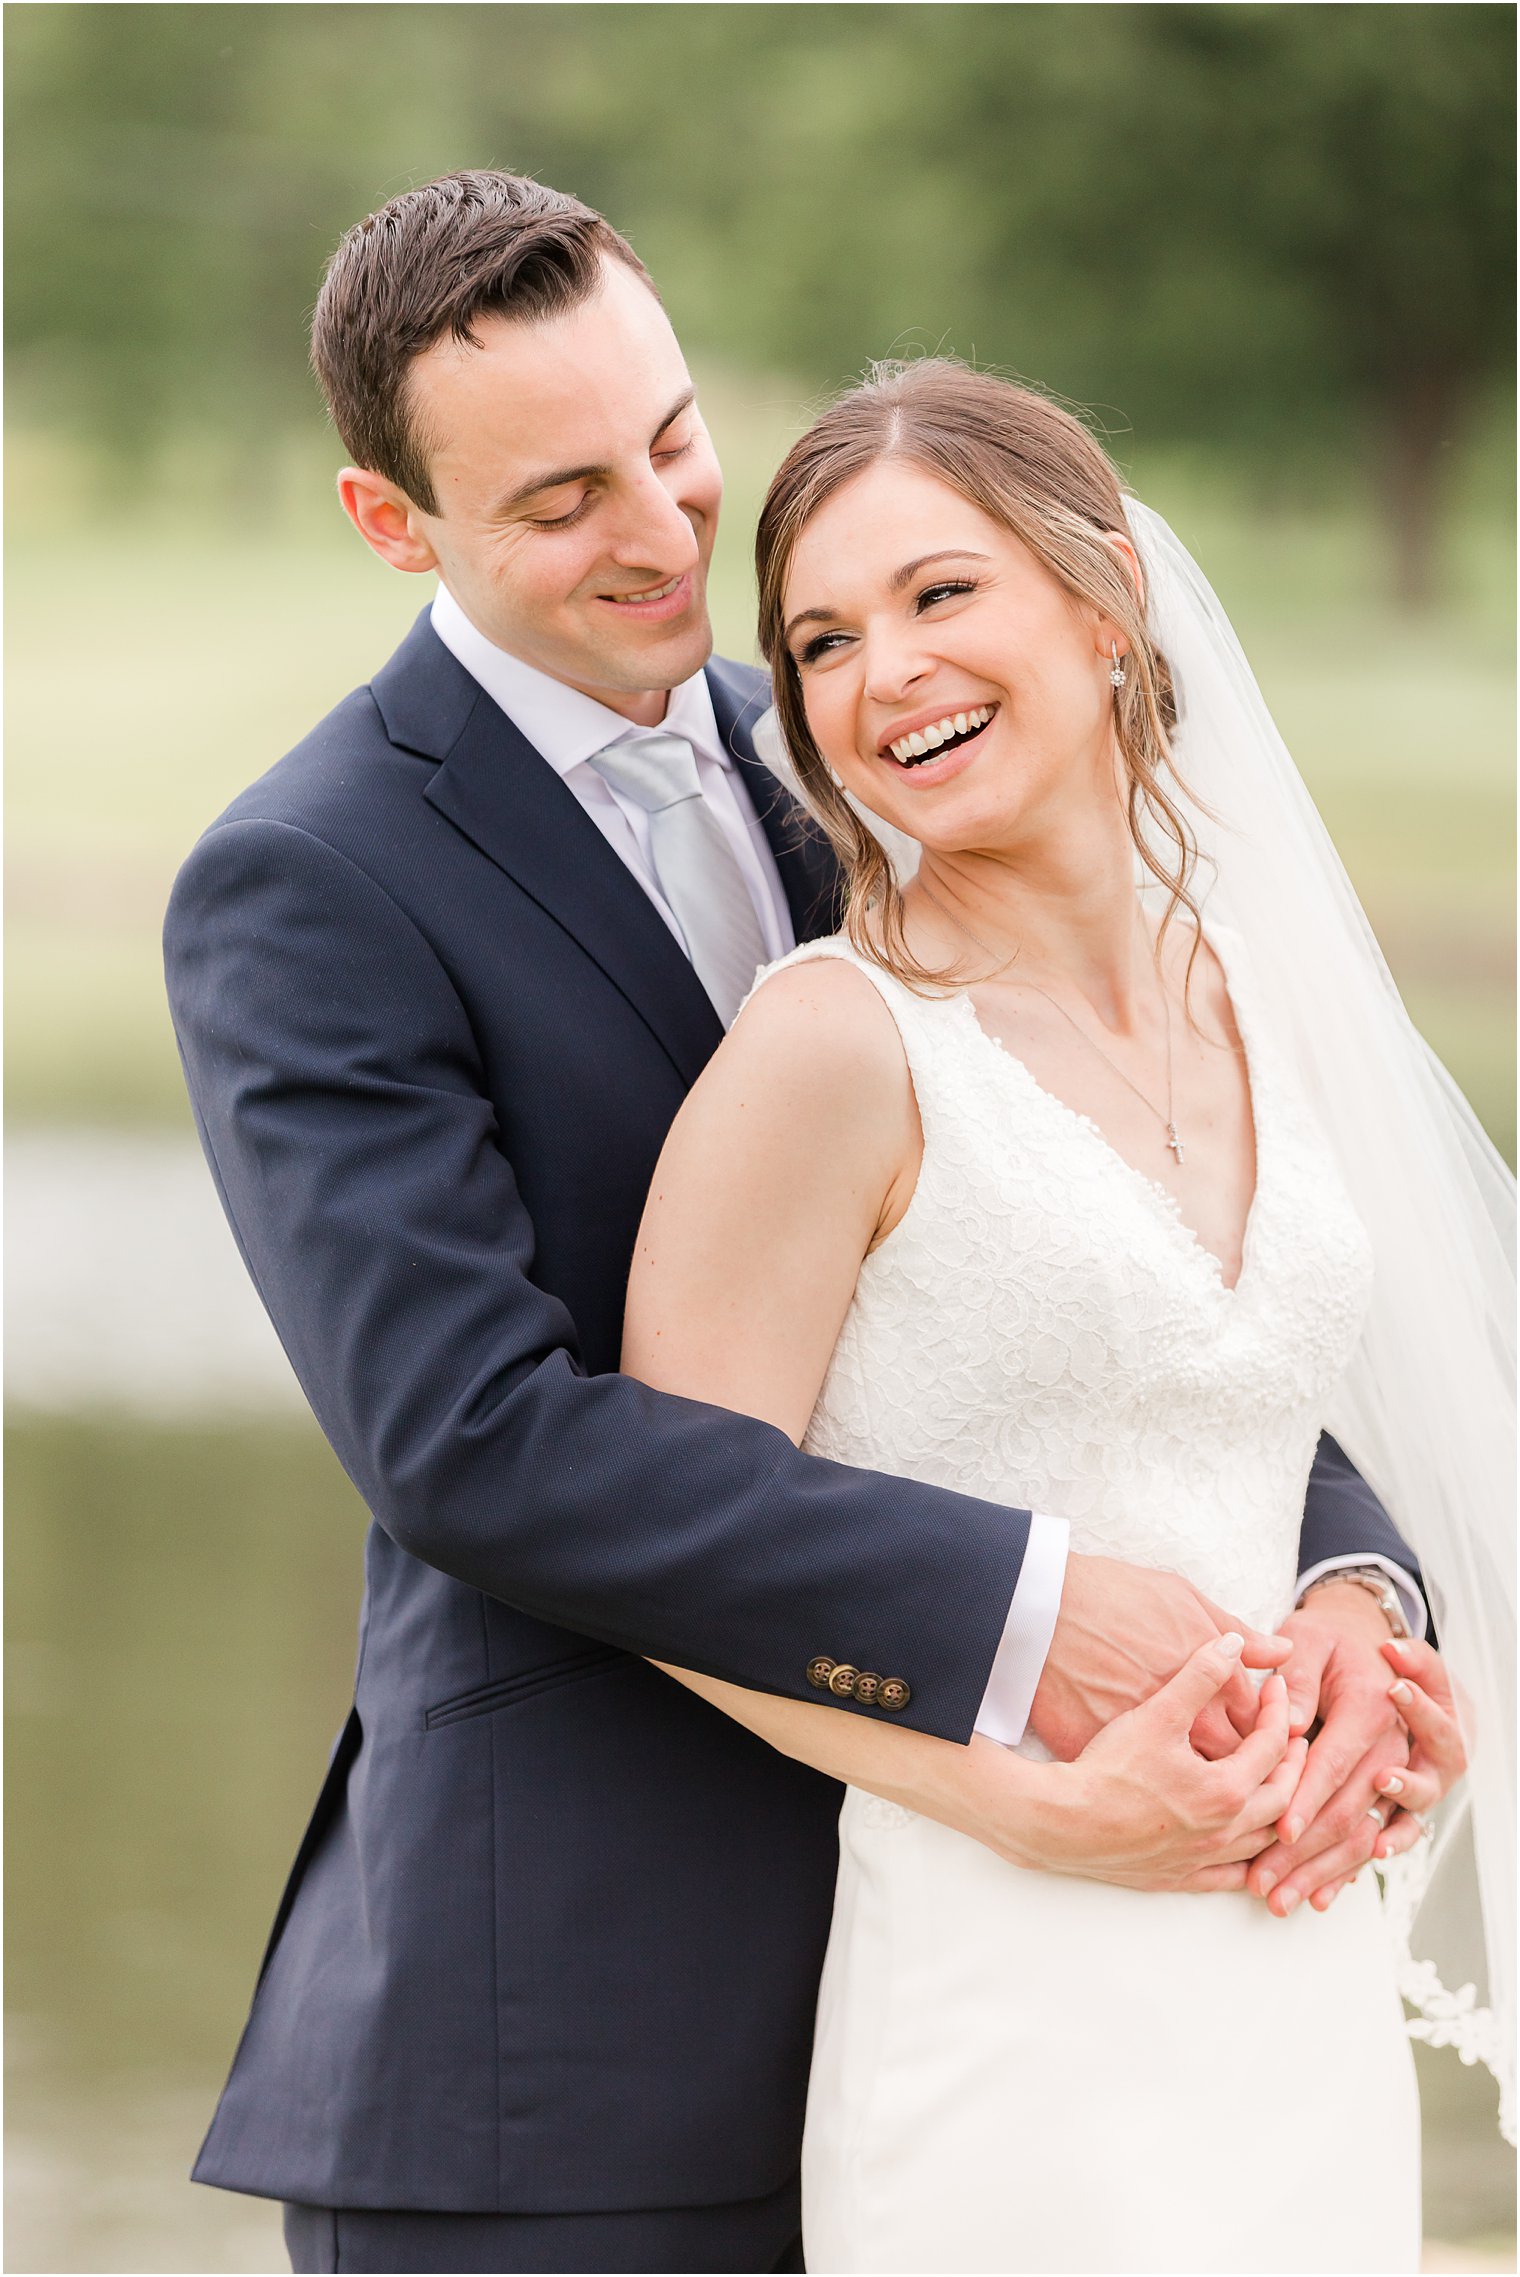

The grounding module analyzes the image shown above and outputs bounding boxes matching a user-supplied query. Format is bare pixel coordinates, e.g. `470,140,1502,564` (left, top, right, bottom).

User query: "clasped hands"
999,1555,1465,1910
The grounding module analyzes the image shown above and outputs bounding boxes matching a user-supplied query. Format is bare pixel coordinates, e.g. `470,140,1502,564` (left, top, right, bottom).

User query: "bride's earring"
1109,641,1127,690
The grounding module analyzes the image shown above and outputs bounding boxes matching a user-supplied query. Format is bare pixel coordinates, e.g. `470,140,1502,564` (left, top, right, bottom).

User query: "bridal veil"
1129,501,1514,2141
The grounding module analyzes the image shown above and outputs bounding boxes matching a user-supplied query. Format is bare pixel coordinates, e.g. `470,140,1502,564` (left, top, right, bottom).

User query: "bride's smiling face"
782,460,1132,857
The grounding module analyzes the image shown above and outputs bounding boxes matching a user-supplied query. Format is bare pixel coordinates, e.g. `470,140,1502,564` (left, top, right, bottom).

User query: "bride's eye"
796,629,853,667
917,579,978,611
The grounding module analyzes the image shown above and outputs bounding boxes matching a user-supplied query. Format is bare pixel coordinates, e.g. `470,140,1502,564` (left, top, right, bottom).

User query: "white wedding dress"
761,929,1421,2275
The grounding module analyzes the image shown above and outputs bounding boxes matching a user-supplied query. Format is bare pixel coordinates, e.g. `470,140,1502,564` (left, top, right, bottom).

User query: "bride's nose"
861,620,934,708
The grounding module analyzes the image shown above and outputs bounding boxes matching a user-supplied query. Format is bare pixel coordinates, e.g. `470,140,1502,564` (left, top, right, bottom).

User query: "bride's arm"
622,962,1299,1889
625,960,1007,1820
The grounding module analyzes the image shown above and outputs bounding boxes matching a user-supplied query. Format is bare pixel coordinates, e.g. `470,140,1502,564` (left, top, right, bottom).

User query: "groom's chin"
597,611,716,692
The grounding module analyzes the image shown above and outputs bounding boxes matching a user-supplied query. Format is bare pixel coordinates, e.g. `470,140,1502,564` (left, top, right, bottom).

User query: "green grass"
6,393,1514,1153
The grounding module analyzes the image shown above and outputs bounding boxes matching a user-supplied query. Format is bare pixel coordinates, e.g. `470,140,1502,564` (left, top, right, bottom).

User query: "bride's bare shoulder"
679,951,918,1171
723,953,913,1104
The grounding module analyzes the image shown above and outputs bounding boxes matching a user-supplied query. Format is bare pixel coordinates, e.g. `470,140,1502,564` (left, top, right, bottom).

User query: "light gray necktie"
589,733,768,1027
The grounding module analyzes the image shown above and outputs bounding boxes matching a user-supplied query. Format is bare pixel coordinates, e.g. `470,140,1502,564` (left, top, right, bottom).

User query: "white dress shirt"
431,585,792,961
428,587,1418,1745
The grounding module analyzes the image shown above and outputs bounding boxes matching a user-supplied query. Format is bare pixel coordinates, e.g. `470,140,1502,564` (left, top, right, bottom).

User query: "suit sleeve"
1298,1432,1430,1633
164,816,1032,1744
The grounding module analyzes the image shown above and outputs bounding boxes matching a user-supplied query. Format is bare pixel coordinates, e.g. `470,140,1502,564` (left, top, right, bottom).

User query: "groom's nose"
602,465,704,577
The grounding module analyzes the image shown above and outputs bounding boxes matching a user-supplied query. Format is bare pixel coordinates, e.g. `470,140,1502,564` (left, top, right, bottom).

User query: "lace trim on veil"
1377,1817,1510,2138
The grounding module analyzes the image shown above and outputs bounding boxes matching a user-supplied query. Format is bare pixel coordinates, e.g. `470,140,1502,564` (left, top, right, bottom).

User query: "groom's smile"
597,569,696,621
339,256,723,730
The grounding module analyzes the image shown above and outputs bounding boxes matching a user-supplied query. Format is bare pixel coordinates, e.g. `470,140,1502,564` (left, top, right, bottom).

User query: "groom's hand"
1028,1553,1292,1764
1244,1581,1409,1915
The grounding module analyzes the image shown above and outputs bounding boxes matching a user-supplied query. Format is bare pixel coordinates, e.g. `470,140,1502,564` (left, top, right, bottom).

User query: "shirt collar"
430,584,728,778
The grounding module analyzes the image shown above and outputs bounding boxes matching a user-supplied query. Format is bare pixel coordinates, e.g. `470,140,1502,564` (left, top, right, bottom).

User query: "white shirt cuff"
972,1512,1070,1747
1294,1553,1427,1641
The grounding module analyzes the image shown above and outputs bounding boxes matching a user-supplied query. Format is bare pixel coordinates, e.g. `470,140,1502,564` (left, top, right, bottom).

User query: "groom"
167,172,1427,2276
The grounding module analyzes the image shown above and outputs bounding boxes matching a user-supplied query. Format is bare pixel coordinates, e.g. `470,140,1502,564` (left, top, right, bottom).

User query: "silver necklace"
916,877,1187,1164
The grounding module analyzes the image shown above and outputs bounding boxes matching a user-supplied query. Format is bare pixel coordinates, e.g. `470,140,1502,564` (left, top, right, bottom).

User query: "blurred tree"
5,3,1511,598
1241,4,1515,605
562,3,1512,603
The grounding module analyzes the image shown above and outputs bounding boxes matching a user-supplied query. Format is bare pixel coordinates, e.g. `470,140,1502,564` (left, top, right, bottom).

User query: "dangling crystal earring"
1109,642,1127,689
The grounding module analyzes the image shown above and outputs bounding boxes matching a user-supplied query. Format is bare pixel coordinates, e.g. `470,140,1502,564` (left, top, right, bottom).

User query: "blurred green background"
6,6,1515,2272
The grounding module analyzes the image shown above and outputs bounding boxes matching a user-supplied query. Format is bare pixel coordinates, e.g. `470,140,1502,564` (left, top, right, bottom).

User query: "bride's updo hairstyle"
755,358,1199,990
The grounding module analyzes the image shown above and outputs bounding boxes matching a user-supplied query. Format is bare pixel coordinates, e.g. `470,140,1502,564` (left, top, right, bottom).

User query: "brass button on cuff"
805,1658,908,1711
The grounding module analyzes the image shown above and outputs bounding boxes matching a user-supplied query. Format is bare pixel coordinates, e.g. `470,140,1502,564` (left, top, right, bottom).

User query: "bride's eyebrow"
784,550,992,643
888,548,992,591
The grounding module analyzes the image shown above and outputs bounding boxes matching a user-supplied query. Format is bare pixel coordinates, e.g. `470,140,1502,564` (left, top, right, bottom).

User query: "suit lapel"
375,614,725,1086
705,661,843,946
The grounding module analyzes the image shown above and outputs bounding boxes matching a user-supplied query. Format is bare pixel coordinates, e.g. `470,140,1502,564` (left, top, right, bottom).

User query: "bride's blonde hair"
754,359,1202,991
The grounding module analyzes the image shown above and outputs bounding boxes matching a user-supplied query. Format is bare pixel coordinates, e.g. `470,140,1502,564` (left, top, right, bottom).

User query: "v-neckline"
950,925,1264,1298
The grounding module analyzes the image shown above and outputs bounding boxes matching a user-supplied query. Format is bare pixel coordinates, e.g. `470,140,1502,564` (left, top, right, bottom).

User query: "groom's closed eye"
528,486,595,530
509,400,701,531
527,433,693,529
651,416,697,465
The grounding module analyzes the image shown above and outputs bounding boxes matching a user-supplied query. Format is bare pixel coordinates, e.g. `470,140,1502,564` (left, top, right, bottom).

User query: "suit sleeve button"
878,1677,912,1712
806,1657,836,1689
827,1663,860,1697
853,1672,882,1705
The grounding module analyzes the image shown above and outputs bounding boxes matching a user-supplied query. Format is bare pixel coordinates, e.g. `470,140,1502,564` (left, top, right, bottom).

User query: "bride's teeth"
885,704,997,764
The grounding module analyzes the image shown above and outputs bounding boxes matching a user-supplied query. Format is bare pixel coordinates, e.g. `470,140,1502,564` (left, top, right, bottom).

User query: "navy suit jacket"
166,611,1418,2213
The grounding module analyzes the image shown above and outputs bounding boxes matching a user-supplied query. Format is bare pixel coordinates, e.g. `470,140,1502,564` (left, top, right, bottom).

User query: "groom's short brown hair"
311,170,655,513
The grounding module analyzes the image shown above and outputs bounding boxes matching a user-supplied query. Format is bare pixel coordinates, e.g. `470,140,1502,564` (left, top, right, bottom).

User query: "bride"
620,360,1512,2272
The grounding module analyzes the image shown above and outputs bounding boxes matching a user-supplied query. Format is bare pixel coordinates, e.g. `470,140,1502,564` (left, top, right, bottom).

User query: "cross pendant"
1166,1124,1186,1165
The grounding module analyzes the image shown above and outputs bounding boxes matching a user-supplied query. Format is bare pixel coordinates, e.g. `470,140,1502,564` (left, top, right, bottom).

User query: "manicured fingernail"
1374,1839,1390,1859
1219,1632,1244,1656
1388,1681,1411,1702
1284,1816,1303,1844
1377,1774,1404,1795
1278,1889,1301,1915
1257,1872,1276,1898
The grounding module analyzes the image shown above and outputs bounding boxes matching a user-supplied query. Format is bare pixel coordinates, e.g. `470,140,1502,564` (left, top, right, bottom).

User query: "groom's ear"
337,466,441,576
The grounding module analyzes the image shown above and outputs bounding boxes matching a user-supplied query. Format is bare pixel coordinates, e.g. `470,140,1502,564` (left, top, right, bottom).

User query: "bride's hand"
1271,1639,1465,1915
1372,1636,1469,1810
1023,1636,1306,1894
1245,1637,1468,1917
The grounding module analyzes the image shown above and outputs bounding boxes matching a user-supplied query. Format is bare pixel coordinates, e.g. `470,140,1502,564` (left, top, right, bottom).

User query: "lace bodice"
754,930,1374,1639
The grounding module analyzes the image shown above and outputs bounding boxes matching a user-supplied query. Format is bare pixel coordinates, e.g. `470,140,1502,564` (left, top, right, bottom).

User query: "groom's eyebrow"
496,388,699,516
783,552,992,641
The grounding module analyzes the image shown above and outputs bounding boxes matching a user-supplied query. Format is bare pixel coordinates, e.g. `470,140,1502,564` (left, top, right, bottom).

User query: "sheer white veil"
1129,501,1514,2137
753,499,1515,2135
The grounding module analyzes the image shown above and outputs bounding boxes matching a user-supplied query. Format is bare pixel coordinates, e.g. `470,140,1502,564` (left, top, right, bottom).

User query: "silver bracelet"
1300,1566,1411,1640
